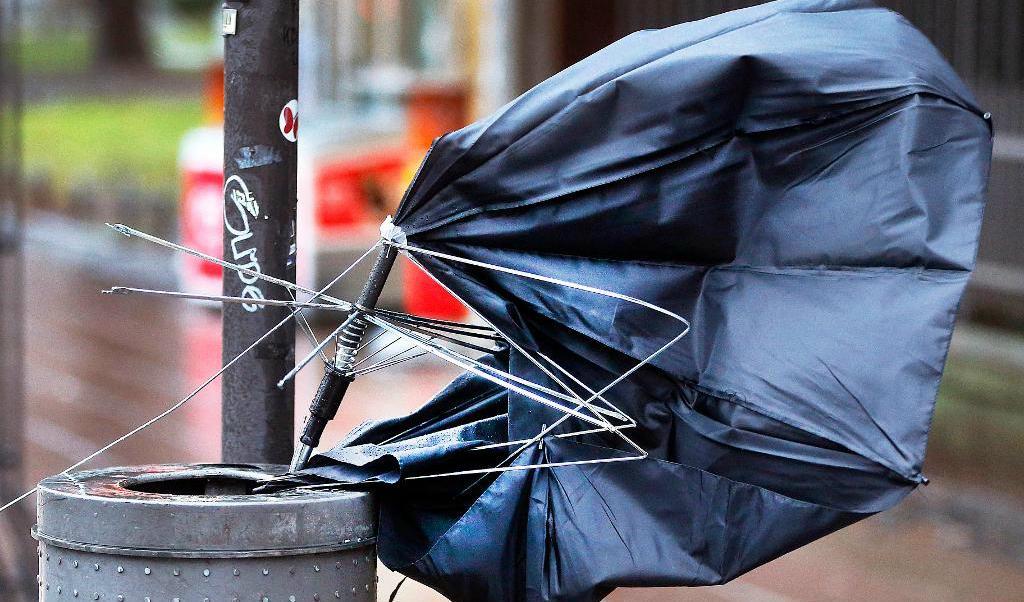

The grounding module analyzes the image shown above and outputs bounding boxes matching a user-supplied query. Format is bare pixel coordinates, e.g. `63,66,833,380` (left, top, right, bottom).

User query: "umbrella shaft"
291,244,397,471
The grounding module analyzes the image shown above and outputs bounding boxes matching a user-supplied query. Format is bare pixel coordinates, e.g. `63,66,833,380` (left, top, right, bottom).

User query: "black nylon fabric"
306,1,992,600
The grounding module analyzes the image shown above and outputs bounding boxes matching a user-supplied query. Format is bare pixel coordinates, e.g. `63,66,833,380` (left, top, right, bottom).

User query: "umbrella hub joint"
379,215,406,246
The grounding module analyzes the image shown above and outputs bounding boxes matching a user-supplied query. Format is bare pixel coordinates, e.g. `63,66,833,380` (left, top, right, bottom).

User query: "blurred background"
0,1,1022,600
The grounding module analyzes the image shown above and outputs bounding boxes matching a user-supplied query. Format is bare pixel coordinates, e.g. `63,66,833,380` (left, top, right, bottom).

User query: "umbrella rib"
276,314,359,388
349,336,402,369
374,308,499,333
401,288,628,430
106,223,353,308
288,287,329,364
291,453,647,490
394,251,645,496
405,454,646,481
372,313,500,354
384,319,503,342
392,241,690,479
354,329,387,354
365,315,617,429
374,313,502,341
102,287,349,311
1,243,379,515
355,345,419,371
378,254,632,427
501,328,689,464
371,316,626,421
471,424,637,450
354,351,430,376
391,240,689,324
537,351,633,425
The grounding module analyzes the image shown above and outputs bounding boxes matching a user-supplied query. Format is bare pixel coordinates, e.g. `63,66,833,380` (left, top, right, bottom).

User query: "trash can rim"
36,464,359,505
35,463,377,557
32,525,375,558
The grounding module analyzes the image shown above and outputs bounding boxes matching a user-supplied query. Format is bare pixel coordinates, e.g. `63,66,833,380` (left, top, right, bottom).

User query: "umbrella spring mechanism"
335,313,368,374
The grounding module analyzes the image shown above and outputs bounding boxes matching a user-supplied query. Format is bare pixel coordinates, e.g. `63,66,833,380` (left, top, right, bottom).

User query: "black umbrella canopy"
304,1,992,600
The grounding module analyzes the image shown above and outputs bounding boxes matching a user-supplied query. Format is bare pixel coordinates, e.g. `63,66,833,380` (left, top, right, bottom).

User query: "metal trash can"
33,463,377,601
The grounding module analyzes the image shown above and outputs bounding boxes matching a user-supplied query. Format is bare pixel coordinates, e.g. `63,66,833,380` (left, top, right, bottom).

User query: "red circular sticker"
279,99,298,142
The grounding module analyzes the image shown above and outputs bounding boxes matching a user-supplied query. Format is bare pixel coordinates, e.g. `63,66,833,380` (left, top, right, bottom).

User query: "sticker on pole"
279,99,298,142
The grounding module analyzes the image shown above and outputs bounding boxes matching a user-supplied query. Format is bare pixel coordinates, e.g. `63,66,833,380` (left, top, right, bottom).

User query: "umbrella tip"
106,223,132,237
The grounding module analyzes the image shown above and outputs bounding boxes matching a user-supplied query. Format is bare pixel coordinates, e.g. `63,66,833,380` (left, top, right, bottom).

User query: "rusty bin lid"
34,463,376,558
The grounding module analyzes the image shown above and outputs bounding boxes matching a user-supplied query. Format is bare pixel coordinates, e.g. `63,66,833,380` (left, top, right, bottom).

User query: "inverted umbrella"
297,0,992,600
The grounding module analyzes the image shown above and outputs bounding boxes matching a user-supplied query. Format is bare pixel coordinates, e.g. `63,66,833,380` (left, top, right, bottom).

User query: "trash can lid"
34,464,377,558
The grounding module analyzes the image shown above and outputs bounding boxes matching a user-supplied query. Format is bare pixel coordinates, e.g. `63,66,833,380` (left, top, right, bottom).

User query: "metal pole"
221,0,299,464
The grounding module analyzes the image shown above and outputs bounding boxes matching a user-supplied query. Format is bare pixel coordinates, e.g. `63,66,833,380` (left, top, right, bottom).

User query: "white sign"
222,8,237,36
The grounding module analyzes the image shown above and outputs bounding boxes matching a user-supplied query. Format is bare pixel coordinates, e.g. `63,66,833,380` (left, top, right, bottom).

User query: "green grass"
938,355,1024,416
22,97,204,196
929,353,1024,497
18,30,93,74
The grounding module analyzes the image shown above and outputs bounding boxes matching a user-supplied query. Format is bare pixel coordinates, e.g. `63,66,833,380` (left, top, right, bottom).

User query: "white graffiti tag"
223,175,266,311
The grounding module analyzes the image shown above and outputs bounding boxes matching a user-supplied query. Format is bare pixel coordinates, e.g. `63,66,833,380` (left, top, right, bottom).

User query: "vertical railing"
221,0,300,464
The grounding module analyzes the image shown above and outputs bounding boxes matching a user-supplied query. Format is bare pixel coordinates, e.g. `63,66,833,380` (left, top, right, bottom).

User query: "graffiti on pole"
223,175,266,311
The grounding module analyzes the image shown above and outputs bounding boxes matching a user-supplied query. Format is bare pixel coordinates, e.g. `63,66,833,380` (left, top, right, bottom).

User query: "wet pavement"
11,236,1024,601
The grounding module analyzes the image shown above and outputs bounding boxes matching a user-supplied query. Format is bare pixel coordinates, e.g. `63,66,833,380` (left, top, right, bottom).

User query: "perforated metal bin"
33,464,377,601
